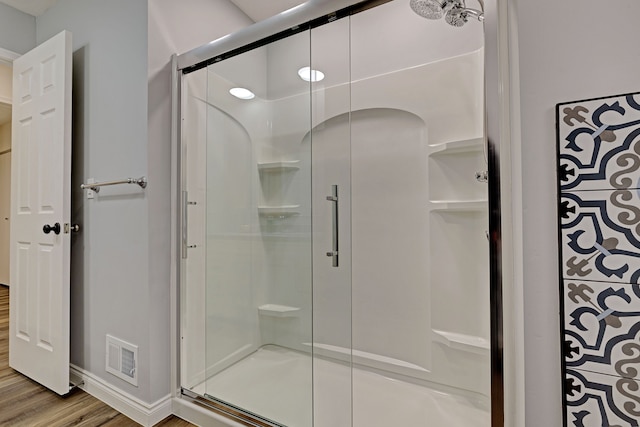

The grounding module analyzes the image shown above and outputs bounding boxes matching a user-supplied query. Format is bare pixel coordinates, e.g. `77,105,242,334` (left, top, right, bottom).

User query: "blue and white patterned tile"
560,190,640,284
566,369,640,427
564,279,640,380
558,92,640,192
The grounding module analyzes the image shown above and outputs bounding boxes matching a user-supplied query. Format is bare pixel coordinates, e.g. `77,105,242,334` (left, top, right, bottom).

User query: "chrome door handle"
182,191,188,259
326,185,339,267
182,191,197,259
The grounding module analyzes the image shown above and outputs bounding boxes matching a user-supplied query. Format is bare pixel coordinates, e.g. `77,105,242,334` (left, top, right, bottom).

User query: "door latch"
64,223,80,234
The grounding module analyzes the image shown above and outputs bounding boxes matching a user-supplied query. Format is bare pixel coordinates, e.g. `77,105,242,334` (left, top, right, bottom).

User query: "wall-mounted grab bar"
81,177,147,193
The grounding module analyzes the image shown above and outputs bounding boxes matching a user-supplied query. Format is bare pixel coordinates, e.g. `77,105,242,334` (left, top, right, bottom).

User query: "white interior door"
9,30,72,396
0,151,10,285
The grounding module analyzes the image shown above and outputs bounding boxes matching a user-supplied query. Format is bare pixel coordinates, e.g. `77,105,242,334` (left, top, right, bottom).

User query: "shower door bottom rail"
180,388,285,427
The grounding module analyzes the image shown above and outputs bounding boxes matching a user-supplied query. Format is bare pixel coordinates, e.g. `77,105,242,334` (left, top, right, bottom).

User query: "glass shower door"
201,31,314,427
180,2,490,426
347,2,490,426
181,25,357,427
309,17,353,427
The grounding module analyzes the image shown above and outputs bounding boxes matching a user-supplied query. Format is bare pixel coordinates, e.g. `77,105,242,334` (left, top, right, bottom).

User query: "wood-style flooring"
0,285,196,427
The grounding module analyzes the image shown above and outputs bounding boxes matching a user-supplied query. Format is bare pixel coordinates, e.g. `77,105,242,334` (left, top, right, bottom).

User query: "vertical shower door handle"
326,185,339,267
182,191,188,259
182,191,197,259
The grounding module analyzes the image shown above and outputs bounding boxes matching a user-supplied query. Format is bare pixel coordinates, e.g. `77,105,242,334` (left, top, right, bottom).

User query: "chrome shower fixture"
409,0,461,20
475,170,488,183
445,5,484,26
410,0,484,27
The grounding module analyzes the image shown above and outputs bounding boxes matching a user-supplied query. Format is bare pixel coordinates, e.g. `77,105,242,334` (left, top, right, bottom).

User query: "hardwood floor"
0,285,196,427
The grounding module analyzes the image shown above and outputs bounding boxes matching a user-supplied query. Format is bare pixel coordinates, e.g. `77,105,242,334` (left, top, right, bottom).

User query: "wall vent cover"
105,334,138,386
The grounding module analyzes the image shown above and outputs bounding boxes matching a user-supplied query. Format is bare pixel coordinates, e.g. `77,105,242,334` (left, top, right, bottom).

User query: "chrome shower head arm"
444,5,483,26
463,8,484,21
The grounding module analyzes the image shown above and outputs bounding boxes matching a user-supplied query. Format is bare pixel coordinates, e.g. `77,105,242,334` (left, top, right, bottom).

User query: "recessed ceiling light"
298,66,325,82
229,87,255,100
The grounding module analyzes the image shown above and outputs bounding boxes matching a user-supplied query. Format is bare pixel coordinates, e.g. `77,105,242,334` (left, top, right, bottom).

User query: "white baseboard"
70,364,172,427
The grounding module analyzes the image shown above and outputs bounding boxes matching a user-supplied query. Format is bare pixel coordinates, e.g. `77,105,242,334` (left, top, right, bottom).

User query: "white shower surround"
179,2,489,425
194,346,490,427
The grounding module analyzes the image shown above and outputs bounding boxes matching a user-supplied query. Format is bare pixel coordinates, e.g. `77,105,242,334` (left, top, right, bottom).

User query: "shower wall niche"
179,1,489,426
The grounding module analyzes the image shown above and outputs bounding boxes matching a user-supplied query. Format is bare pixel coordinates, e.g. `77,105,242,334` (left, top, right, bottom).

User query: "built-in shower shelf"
257,161,300,172
258,304,301,317
429,200,487,212
428,137,484,156
258,205,300,218
432,329,489,355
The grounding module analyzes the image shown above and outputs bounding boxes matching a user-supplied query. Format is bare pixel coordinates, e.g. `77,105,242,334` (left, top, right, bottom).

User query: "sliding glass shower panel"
349,2,490,426
310,17,353,427
181,66,208,392
203,31,314,427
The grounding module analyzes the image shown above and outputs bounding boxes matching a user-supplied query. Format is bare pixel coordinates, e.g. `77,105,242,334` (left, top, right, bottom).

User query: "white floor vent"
106,335,138,386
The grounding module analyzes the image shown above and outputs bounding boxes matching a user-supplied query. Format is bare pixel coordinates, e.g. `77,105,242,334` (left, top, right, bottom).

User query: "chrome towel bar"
81,176,147,193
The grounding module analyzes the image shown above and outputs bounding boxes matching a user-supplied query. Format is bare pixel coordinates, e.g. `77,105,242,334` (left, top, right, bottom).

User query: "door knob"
43,223,61,235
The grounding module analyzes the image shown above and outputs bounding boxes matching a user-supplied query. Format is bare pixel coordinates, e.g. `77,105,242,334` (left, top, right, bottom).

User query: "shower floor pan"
190,345,489,427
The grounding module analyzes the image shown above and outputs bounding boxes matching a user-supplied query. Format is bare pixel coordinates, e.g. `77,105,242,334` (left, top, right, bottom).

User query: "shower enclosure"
174,1,496,426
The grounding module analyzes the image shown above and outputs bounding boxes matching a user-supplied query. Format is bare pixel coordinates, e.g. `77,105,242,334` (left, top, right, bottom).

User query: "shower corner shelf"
432,329,489,355
429,200,487,212
258,304,301,318
257,160,300,172
258,205,300,218
428,137,484,156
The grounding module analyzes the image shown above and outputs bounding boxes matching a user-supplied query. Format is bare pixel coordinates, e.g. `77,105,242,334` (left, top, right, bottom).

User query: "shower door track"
180,388,285,427
178,0,391,75
172,0,506,426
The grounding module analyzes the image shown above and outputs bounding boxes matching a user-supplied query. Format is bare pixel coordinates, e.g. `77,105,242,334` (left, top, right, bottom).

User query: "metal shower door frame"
169,1,509,426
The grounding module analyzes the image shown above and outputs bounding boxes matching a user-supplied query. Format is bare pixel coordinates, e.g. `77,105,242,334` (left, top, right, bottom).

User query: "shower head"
444,7,467,26
411,0,484,27
445,6,484,26
409,0,459,20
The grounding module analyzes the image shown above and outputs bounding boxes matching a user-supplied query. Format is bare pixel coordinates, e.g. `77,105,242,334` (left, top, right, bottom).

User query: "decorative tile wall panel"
558,92,640,427
566,369,640,427
558,93,640,192
560,189,640,285
564,279,640,379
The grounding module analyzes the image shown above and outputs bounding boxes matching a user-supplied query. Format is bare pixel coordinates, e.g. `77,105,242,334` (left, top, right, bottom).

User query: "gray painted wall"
0,3,36,54
514,0,640,425
36,0,153,402
33,0,252,405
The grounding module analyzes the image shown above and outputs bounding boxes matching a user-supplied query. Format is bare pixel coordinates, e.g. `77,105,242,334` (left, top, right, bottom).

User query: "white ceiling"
0,0,58,16
0,0,306,20
229,0,307,22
